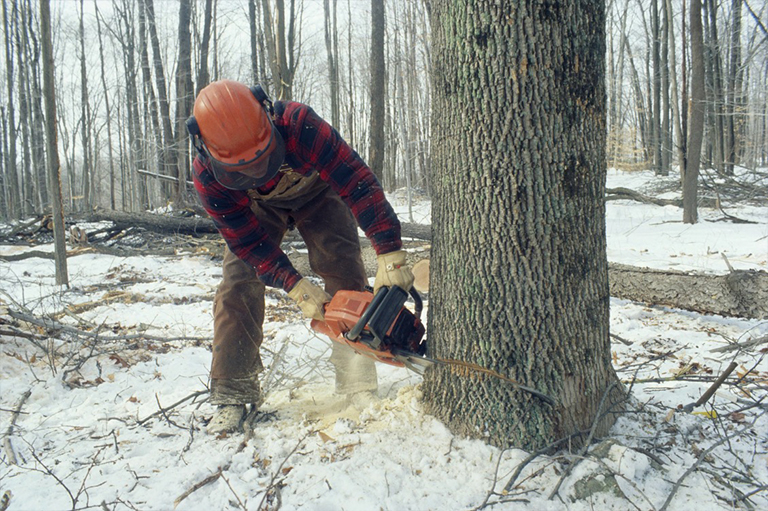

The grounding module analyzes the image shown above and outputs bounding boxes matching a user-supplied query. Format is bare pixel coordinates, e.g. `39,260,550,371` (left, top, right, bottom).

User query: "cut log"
373,258,768,320
608,263,768,319
82,210,220,236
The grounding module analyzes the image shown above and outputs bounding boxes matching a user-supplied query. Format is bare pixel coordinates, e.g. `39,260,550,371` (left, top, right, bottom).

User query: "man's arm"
192,156,302,291
289,104,402,255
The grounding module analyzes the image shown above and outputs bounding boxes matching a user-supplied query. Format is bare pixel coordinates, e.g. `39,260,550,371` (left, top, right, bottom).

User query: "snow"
1,168,767,510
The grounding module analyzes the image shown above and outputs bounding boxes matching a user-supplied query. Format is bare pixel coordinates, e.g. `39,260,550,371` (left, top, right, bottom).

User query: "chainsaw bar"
392,349,556,407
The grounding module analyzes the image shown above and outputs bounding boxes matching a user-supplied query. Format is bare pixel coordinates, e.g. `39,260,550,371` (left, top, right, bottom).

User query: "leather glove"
373,250,414,295
288,278,331,321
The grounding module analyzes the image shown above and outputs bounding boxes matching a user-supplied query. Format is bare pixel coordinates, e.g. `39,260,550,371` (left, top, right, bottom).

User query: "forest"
0,0,764,219
1,1,767,510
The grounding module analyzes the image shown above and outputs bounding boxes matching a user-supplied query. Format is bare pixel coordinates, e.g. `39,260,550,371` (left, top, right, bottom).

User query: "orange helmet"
187,80,285,190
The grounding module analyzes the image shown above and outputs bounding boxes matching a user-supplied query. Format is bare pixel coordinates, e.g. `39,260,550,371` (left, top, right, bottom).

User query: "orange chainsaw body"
310,288,425,367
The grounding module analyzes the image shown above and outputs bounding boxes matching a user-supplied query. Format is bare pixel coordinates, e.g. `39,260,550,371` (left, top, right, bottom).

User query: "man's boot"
207,404,247,435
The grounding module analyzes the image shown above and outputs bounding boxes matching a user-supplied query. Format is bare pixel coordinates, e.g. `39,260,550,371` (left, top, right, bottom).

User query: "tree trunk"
196,0,213,95
175,0,193,204
40,0,68,286
368,0,386,183
664,0,685,172
706,0,726,174
142,0,177,190
423,0,622,450
652,0,662,174
323,0,339,126
724,0,742,175
78,0,92,212
2,0,21,219
684,0,705,224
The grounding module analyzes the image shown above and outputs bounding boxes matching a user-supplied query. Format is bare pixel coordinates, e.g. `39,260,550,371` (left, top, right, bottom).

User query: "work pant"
209,174,378,405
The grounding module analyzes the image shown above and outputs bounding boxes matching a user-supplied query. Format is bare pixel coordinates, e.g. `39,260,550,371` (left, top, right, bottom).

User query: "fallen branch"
137,390,209,426
174,467,223,509
256,430,313,511
659,423,755,511
3,390,31,466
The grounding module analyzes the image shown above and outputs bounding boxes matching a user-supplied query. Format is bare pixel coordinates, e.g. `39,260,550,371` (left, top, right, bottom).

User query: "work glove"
373,250,414,295
288,278,331,321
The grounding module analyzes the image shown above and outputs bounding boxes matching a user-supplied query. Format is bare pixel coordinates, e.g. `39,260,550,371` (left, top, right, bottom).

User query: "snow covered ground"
1,168,767,510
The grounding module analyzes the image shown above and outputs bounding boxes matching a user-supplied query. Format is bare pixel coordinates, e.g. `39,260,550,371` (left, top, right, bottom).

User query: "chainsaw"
310,286,556,406
310,286,431,373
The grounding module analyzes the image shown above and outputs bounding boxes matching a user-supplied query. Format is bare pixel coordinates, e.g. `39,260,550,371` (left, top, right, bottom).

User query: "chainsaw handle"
345,286,422,342
345,287,391,342
409,287,422,320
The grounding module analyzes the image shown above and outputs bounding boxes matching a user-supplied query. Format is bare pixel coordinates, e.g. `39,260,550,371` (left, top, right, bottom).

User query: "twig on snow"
220,474,248,511
3,389,31,465
659,423,755,511
137,390,208,426
256,430,313,511
173,467,223,509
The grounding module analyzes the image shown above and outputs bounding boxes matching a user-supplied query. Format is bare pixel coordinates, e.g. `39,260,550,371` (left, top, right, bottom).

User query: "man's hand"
374,250,414,295
288,278,331,321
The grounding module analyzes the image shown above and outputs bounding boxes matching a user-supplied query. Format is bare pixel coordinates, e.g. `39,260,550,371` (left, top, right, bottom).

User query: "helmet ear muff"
250,84,274,115
186,116,208,156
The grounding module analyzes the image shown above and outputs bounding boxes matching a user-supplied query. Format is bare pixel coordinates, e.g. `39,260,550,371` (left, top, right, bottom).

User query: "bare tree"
368,0,385,183
40,0,68,285
684,0,706,224
175,0,193,204
2,0,20,219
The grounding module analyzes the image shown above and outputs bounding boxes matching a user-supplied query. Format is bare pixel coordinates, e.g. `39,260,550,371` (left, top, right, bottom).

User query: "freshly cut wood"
608,263,768,319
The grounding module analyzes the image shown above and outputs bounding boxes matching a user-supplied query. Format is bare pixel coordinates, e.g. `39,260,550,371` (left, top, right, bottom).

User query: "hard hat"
187,80,284,190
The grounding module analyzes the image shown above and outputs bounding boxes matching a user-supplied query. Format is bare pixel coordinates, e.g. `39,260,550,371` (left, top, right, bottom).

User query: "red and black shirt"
192,101,402,292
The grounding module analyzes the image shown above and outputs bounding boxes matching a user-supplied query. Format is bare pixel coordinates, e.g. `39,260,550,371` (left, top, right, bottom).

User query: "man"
187,80,414,434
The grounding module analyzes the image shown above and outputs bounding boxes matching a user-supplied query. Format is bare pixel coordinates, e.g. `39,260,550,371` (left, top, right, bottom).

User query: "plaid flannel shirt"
193,101,402,292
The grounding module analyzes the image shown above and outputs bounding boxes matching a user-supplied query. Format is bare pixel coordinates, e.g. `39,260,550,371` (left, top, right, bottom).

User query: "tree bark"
142,0,177,190
423,0,622,450
2,0,21,219
610,263,768,319
175,0,193,204
40,0,68,286
684,0,705,224
368,0,386,183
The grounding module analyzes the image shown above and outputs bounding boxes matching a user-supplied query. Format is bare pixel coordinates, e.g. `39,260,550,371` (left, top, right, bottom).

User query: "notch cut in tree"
422,0,623,450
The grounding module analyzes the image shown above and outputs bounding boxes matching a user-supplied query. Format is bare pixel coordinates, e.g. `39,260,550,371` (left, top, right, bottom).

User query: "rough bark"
610,263,768,319
423,0,622,450
368,0,386,183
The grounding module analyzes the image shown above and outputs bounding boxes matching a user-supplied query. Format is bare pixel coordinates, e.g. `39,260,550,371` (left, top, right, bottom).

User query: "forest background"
0,0,766,219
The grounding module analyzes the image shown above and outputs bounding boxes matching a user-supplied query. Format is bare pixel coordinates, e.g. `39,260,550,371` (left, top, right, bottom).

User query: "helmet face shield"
207,129,286,190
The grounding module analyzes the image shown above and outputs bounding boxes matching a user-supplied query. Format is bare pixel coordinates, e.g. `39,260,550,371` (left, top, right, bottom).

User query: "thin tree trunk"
175,0,193,204
665,0,685,172
368,0,386,183
78,0,92,211
196,0,213,94
324,0,339,126
652,0,662,173
94,2,116,210
2,0,20,219
684,0,705,224
142,0,177,188
40,0,68,286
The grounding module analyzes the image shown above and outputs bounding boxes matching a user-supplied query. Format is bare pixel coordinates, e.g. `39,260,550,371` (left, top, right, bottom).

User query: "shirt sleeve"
288,104,402,255
192,156,302,292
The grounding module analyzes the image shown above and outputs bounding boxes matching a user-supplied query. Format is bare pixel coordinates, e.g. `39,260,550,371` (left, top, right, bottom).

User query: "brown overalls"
209,170,378,404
